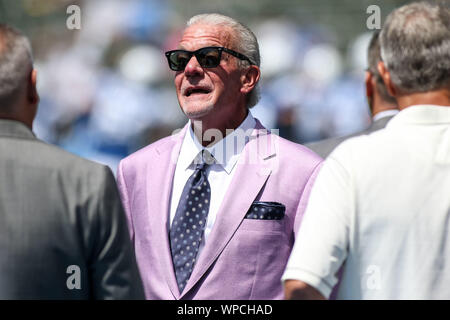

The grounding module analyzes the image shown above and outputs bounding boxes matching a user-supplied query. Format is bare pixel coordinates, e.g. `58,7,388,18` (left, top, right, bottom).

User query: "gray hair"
0,24,33,112
367,30,396,104
187,13,261,108
380,2,450,93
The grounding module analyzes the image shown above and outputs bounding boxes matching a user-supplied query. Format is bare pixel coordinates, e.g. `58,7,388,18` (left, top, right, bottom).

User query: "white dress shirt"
169,112,256,256
282,105,450,299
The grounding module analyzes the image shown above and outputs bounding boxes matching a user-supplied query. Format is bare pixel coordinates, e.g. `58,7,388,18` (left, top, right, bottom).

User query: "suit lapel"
181,121,277,296
147,125,188,299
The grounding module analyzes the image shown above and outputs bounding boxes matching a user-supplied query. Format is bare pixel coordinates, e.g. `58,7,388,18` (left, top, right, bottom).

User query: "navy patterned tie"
170,150,212,293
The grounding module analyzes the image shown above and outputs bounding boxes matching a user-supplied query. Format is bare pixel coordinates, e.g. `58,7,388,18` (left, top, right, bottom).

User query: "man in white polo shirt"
283,1,450,299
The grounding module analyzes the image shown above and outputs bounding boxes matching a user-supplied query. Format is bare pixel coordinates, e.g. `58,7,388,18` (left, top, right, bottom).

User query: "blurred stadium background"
0,0,409,172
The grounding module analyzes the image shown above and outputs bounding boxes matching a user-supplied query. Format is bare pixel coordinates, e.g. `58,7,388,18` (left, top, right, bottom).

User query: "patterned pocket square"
245,201,286,220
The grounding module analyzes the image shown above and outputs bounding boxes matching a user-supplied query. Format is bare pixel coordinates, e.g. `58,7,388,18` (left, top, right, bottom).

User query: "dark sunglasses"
165,46,254,71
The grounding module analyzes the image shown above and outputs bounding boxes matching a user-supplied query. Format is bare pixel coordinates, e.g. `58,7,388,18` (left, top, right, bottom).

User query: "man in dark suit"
0,24,144,299
306,31,398,158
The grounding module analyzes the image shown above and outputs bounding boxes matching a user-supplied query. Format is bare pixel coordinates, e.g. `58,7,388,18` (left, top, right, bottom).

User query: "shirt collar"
0,119,35,140
387,104,450,128
372,109,399,122
178,111,256,174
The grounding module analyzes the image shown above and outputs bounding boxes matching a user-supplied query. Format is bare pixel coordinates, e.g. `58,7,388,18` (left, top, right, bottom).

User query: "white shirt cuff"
282,268,333,299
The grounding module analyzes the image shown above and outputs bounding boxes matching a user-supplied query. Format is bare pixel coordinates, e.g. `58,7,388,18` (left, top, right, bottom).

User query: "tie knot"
193,150,215,170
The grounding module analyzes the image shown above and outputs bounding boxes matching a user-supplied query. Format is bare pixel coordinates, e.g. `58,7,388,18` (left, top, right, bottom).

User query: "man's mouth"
184,86,212,97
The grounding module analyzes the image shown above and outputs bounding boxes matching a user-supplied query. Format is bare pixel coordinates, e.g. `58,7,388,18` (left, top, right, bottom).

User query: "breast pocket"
239,218,285,233
240,201,286,232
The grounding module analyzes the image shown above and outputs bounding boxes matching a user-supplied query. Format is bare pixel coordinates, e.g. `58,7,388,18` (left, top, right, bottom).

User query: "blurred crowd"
5,0,383,172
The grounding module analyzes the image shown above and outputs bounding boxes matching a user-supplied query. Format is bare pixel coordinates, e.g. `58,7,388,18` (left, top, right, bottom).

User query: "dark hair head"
0,24,33,112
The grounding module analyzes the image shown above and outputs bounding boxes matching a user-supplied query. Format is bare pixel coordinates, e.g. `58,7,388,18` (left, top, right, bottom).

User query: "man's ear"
365,70,374,99
240,65,260,95
377,61,396,97
27,69,39,105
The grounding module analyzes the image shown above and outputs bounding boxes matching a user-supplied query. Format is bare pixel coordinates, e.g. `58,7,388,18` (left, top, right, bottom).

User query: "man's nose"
184,55,204,76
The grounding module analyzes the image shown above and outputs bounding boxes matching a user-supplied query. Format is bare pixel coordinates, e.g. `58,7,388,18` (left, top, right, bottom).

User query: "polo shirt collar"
372,109,399,122
0,119,35,140
387,105,450,128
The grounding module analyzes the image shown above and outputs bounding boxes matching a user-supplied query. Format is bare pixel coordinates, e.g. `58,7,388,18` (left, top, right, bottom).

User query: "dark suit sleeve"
88,166,145,300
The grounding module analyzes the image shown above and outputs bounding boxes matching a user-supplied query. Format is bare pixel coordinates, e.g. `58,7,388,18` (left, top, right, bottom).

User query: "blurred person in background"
306,30,398,158
17,0,375,171
283,1,450,299
0,24,144,299
117,13,322,299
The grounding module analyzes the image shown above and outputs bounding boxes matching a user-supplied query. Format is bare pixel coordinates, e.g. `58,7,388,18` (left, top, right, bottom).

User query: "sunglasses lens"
197,48,221,68
167,48,222,71
169,51,191,71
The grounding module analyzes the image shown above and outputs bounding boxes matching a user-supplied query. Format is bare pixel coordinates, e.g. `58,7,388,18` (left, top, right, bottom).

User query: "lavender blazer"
117,119,322,300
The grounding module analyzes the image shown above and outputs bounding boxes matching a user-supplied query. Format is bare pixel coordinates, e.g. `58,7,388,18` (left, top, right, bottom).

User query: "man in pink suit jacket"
117,13,322,300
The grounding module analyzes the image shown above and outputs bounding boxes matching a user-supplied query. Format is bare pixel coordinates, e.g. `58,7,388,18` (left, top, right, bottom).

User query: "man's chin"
182,104,215,120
